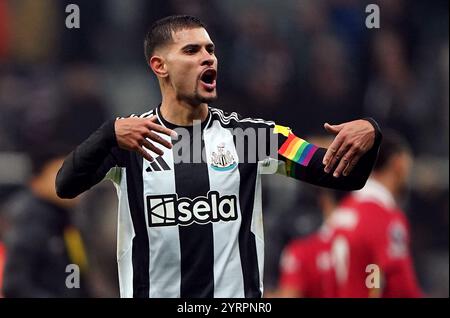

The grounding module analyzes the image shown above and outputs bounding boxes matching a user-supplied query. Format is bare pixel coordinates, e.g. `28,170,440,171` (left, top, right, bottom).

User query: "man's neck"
160,96,209,126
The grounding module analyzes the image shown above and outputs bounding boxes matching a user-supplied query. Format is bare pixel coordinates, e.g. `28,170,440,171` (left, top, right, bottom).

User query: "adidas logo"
146,156,171,172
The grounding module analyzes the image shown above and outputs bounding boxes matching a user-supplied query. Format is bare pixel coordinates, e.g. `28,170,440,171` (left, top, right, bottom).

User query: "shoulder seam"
140,109,155,118
116,109,155,120
210,107,275,126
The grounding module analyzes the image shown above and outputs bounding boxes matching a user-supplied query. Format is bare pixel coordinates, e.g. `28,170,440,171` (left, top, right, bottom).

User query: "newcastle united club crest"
210,143,237,171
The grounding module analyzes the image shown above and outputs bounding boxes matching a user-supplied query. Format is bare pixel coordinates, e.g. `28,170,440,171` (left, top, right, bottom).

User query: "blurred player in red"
0,242,4,295
0,205,7,297
277,188,340,298
328,131,422,297
277,136,347,298
277,134,342,298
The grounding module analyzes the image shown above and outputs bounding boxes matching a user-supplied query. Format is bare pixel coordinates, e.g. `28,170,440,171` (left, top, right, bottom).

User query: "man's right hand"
114,115,177,162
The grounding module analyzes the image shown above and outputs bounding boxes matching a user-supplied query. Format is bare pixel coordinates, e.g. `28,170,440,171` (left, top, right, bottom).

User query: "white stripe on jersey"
252,163,266,296
116,112,148,120
143,132,181,298
140,109,154,118
203,120,245,297
115,169,135,298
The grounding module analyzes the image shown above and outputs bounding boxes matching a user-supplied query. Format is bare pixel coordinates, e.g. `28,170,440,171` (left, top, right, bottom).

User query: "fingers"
322,119,375,177
141,138,164,156
135,145,154,162
333,147,357,178
324,123,337,134
144,131,173,150
324,122,344,134
323,134,344,171
342,153,362,177
136,117,176,160
146,117,178,138
135,138,165,162
325,141,350,174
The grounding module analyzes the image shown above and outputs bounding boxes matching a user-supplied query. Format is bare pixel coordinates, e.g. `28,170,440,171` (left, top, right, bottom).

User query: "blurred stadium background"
0,0,448,297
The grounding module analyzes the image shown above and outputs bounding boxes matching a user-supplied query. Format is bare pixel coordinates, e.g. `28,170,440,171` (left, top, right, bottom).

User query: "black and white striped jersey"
56,105,381,298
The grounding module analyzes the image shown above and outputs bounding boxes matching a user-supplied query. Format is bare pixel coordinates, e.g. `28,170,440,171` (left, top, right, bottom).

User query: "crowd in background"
0,0,448,297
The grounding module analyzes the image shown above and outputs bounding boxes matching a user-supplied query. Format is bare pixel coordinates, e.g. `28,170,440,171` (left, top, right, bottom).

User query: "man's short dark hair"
374,130,411,172
144,15,206,64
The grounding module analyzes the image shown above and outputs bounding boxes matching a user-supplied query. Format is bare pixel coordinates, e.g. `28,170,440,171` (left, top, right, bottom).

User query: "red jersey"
279,228,336,298
0,241,5,296
328,179,422,298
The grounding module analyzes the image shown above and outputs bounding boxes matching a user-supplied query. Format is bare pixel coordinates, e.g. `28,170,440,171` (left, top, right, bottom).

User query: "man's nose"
200,50,214,66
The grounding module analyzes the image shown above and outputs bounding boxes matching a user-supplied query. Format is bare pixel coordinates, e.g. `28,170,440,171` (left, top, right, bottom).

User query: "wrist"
100,119,119,147
363,117,382,145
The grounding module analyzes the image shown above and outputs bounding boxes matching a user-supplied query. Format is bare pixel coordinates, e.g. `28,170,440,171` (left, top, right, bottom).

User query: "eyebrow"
181,43,215,51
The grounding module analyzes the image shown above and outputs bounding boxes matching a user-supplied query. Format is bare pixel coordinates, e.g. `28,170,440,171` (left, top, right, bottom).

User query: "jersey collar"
155,104,212,131
352,178,397,210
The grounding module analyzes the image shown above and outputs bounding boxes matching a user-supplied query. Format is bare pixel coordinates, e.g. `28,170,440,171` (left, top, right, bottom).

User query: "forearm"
288,141,379,190
56,119,122,198
280,118,382,190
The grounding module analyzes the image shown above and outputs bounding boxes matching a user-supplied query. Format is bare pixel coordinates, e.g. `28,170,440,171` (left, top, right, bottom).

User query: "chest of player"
140,123,254,228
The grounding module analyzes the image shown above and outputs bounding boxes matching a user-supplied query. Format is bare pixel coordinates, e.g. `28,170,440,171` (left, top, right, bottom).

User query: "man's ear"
150,55,168,78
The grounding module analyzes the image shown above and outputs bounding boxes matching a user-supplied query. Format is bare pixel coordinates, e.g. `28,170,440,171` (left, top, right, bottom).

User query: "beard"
173,78,218,106
182,81,218,105
195,91,218,103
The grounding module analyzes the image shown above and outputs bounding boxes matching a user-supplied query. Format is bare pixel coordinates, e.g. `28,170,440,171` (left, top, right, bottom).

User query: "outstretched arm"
276,118,382,190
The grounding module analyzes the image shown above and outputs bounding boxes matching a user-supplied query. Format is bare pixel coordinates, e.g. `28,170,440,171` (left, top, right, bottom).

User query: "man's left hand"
322,119,376,177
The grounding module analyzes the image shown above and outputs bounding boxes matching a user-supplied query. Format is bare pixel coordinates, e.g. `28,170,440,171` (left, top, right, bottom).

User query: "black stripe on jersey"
125,153,150,298
173,128,214,298
233,130,261,298
237,164,261,298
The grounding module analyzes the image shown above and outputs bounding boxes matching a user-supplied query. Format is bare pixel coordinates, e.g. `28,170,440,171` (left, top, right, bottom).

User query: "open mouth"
200,69,217,89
